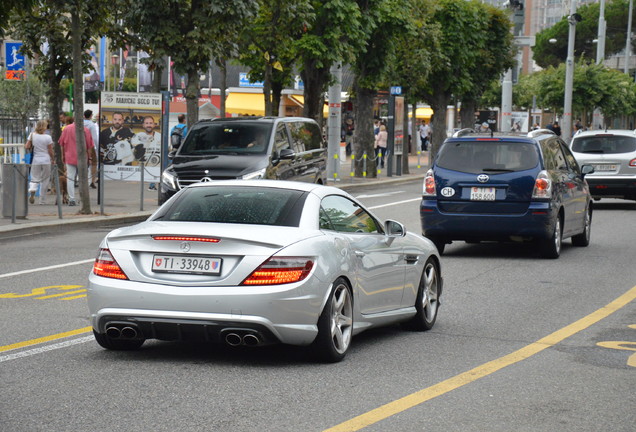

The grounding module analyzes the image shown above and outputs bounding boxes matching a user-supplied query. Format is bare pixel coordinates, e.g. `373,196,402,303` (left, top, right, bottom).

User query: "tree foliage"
533,0,636,69
122,0,258,127
0,74,45,136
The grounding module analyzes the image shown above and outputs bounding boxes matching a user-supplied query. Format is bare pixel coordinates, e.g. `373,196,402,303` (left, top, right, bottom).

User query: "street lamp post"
593,0,606,130
562,4,580,142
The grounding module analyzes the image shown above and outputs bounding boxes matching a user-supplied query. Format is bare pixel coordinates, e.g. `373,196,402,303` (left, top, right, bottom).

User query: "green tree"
238,0,314,116
457,4,515,129
418,0,514,157
122,0,258,129
295,0,367,123
347,0,415,177
9,0,127,214
533,0,636,69
0,75,45,138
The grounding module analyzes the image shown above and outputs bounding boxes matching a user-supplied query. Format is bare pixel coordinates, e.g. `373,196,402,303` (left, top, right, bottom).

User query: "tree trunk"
271,80,282,117
301,60,329,126
218,59,227,118
263,64,273,116
460,98,477,129
428,90,451,162
185,68,200,126
71,10,91,214
352,83,376,178
151,65,163,93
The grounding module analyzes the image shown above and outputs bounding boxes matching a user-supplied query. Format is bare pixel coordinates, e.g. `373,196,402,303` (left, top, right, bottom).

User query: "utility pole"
626,0,633,74
593,0,606,130
563,2,580,143
327,64,342,182
501,0,525,132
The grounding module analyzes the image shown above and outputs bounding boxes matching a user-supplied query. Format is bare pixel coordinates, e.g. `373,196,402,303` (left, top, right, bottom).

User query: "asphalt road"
1,180,635,432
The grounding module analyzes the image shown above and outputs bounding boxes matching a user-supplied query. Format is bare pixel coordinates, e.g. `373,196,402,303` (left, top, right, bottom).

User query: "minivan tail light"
532,170,552,199
93,248,128,280
629,158,636,167
242,257,314,285
423,169,436,196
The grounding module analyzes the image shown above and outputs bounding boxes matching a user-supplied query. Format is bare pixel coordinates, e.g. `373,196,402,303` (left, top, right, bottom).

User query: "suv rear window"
571,135,636,154
179,122,273,156
437,141,539,174
154,186,307,226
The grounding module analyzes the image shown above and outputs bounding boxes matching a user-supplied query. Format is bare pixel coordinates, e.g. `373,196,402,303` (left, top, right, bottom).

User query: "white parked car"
88,180,443,362
570,129,636,201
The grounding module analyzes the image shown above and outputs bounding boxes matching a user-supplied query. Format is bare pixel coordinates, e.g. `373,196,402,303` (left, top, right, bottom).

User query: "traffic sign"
390,86,402,95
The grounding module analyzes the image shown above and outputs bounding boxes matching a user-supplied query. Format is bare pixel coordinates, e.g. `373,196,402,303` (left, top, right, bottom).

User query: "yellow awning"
409,107,434,119
226,93,265,116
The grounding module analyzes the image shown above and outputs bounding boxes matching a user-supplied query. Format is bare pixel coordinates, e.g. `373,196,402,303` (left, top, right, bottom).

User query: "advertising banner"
511,111,530,133
99,92,163,182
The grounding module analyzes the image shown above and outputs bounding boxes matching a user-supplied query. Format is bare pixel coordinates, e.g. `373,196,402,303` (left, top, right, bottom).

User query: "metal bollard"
333,153,339,182
54,166,62,219
362,152,367,178
350,154,355,181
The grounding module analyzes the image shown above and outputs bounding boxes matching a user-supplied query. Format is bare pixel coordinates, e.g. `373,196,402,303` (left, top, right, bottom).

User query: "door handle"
354,250,365,258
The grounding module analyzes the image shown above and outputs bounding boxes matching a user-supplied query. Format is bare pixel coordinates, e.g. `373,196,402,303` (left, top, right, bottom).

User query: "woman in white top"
27,119,54,205
374,124,388,169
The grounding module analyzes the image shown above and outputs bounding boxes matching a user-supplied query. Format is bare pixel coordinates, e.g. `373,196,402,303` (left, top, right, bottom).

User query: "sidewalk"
0,154,429,239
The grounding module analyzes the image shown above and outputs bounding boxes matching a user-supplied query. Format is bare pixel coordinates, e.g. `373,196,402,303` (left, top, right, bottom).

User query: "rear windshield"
152,186,307,227
437,140,539,174
179,122,273,156
571,135,636,154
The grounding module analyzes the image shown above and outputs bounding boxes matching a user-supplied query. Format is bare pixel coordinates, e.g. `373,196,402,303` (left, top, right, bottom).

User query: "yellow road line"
0,327,92,353
324,285,636,432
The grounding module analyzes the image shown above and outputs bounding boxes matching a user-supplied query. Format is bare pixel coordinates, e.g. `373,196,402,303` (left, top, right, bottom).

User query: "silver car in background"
570,130,636,201
88,180,442,362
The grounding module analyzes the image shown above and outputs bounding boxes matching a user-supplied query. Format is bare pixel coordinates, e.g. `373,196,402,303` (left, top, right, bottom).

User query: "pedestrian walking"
419,120,431,151
375,124,387,169
26,119,55,205
58,121,95,206
83,110,99,189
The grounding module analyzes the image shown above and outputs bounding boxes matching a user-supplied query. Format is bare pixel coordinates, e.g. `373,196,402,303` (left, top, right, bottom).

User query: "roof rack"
453,128,477,138
527,129,556,138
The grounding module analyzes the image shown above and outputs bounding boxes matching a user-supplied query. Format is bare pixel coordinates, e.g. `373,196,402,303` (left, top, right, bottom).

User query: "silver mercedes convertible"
88,180,442,362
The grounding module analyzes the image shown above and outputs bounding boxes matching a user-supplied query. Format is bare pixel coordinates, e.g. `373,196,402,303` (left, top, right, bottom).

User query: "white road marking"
0,259,94,279
0,336,94,363
368,198,421,210
355,191,405,199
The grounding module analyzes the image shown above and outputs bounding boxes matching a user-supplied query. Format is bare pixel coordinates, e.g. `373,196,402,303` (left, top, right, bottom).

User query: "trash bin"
2,163,29,219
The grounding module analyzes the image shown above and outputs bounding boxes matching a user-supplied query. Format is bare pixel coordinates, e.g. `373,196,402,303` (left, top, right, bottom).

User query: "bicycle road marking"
324,284,636,432
0,259,93,280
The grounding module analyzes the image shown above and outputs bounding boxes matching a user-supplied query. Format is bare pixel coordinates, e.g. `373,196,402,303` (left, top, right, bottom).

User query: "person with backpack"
170,114,187,152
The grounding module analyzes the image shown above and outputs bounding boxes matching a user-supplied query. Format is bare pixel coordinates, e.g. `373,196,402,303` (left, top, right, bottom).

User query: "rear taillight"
532,170,552,199
423,169,436,196
242,257,314,285
629,158,636,167
93,248,128,280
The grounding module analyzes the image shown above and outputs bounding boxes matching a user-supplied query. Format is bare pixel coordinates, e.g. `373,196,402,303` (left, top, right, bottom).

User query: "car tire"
571,206,592,247
402,258,440,331
313,278,353,363
427,236,446,255
93,330,145,351
541,215,562,259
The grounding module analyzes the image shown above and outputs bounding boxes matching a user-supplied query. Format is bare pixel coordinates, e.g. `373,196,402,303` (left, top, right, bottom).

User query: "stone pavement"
0,154,429,239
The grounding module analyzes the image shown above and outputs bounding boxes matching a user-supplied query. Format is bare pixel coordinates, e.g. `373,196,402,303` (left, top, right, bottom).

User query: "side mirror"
279,148,295,159
581,164,594,176
168,150,176,159
385,220,406,237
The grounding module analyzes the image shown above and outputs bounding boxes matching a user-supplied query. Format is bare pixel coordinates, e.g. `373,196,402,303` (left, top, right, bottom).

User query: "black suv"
420,129,594,258
160,117,327,202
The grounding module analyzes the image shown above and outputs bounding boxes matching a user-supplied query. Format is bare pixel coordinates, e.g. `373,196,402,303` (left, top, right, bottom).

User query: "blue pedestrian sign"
390,86,402,95
4,42,25,80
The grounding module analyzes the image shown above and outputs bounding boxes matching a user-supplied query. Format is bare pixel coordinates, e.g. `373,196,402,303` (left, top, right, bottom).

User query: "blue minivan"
420,129,594,258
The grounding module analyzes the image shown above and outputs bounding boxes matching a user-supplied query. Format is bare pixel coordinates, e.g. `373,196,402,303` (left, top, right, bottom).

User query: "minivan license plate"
470,187,496,201
152,254,222,275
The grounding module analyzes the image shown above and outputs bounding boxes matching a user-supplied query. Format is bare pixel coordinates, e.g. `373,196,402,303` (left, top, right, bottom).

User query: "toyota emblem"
180,242,191,252
200,177,213,183
477,174,489,183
